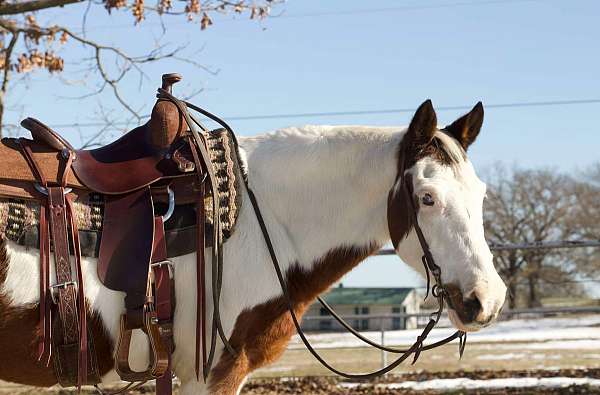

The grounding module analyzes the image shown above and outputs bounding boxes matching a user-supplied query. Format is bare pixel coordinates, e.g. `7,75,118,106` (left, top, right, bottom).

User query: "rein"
246,161,467,378
164,96,468,379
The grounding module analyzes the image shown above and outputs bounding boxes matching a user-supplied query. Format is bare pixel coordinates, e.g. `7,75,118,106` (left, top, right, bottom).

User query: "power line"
274,0,539,19
214,98,600,121
403,278,600,290
378,240,600,256
379,240,600,288
10,98,600,130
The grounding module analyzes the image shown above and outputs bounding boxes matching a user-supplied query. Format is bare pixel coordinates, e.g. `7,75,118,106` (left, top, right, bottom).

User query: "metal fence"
297,240,600,370
301,306,600,369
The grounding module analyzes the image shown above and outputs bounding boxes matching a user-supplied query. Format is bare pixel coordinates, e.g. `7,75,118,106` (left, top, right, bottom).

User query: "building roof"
320,287,414,305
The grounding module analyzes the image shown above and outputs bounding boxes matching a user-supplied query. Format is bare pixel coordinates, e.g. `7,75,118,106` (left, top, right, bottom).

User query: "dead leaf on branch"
186,0,200,20
157,0,172,14
25,15,36,27
104,0,127,13
132,0,144,24
15,50,63,73
200,12,212,30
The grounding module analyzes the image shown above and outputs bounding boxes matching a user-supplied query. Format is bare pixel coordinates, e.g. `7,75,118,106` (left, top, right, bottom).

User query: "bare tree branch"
483,165,593,307
0,0,281,140
0,0,82,16
0,31,19,133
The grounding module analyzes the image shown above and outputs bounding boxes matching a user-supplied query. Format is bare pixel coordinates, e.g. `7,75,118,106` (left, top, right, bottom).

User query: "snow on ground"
289,315,600,349
476,353,563,361
482,339,600,350
340,377,600,391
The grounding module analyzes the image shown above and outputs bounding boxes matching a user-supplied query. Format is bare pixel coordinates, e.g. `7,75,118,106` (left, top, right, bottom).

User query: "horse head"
388,100,506,332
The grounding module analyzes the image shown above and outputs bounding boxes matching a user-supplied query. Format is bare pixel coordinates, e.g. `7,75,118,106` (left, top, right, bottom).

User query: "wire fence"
302,305,600,332
377,240,600,255
299,306,600,370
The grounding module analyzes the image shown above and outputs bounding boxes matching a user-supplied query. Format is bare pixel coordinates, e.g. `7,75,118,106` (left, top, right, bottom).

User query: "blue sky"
5,0,599,287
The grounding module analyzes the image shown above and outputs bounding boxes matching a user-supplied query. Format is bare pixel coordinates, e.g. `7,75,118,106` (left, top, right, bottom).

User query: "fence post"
380,317,387,369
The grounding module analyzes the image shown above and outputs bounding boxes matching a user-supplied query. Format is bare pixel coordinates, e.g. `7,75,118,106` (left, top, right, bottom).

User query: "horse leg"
204,348,251,395
179,364,251,395
179,379,209,395
205,300,308,394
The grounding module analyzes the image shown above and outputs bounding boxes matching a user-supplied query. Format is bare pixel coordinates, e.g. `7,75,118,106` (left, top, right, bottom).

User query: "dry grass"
2,341,599,394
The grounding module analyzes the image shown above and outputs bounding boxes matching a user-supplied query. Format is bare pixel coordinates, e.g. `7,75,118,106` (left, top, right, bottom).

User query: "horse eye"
422,193,435,206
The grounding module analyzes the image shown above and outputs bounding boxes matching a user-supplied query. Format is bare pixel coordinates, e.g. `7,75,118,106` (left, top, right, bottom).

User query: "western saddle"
0,74,237,394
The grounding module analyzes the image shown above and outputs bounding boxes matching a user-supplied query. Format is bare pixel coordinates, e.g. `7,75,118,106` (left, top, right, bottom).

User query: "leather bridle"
153,96,468,379
245,145,468,379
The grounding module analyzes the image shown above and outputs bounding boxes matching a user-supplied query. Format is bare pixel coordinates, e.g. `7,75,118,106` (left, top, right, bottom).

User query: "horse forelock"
387,129,467,248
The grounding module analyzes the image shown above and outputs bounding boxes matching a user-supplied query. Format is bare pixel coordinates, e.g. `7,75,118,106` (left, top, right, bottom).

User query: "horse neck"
244,126,403,277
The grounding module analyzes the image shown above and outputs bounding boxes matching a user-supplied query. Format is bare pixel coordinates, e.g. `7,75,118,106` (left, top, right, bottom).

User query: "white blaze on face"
392,100,506,332
407,135,506,331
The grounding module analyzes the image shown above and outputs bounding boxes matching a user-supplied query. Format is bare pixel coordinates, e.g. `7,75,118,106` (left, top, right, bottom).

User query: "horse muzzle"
444,283,505,332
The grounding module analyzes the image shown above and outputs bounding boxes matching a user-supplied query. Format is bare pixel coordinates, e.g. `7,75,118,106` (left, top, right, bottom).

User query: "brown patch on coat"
0,238,114,387
208,244,378,394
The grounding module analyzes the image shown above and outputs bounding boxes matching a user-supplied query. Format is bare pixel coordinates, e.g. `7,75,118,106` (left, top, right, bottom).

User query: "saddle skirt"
0,128,246,256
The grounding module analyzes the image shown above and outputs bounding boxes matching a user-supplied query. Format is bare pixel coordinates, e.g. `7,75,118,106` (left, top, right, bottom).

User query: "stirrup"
114,311,170,382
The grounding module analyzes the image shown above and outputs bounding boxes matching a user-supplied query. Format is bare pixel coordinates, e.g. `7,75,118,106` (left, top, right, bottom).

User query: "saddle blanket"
0,128,246,257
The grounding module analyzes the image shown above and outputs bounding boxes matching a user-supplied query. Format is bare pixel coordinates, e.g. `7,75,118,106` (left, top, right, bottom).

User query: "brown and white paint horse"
0,100,506,394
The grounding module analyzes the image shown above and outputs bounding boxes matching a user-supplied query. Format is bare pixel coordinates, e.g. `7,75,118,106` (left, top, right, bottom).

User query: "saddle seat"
20,98,186,194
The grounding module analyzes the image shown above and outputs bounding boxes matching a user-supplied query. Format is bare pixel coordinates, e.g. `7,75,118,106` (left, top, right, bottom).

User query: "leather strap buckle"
50,281,77,304
151,260,174,280
34,183,72,196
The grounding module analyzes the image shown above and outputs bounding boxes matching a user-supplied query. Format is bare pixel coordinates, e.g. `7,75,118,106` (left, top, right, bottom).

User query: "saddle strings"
156,89,237,381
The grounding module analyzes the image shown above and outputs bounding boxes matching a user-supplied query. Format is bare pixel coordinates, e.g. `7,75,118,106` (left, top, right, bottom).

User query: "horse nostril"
463,293,483,323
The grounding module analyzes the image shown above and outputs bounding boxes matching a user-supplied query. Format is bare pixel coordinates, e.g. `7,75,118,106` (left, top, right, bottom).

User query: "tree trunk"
506,254,519,309
508,279,517,309
526,257,543,308
527,272,542,308
527,275,536,307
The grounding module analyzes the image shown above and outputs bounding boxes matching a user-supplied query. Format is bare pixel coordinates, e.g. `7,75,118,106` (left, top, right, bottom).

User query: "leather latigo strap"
15,139,98,387
152,216,175,395
38,203,53,365
196,179,207,377
48,187,79,345
47,185,94,387
159,89,237,380
188,137,208,379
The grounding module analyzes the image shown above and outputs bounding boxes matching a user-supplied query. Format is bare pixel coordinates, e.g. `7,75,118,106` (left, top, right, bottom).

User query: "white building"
302,285,420,332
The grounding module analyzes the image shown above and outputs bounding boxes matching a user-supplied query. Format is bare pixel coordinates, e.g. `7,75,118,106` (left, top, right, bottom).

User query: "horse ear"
406,99,437,148
444,102,484,150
